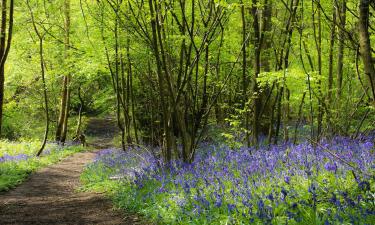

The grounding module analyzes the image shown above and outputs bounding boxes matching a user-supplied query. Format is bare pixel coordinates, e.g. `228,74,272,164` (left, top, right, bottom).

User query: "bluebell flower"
227,204,237,213
267,193,274,201
324,162,337,172
284,175,290,184
358,181,370,191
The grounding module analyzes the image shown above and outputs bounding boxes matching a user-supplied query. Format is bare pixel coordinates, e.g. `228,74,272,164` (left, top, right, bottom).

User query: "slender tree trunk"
74,85,84,137
56,78,67,141
327,6,336,103
358,0,375,101
114,5,127,150
327,6,336,130
251,0,261,146
336,0,346,99
61,0,71,143
214,24,224,124
0,66,4,136
128,40,139,144
36,37,49,156
293,92,306,144
283,88,290,143
60,79,70,143
27,0,49,156
274,86,283,145
0,0,14,137
56,0,71,143
148,0,172,162
261,0,272,72
125,49,132,144
241,1,250,146
268,85,279,146
312,0,323,139
120,53,129,148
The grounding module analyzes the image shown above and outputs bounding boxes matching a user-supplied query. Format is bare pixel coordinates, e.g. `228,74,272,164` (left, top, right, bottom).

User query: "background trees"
0,0,374,162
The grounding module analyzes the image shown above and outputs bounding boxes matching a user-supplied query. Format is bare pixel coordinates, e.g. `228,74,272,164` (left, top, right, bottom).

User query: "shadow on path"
86,117,119,149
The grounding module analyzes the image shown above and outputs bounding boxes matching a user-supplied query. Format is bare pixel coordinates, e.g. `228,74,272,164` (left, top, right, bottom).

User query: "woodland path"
0,117,146,225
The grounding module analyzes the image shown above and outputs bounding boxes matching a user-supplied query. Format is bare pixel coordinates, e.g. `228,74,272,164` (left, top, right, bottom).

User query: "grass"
81,137,375,225
0,140,85,192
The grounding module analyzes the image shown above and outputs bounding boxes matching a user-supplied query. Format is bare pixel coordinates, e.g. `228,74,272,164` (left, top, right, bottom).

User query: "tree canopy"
0,0,374,161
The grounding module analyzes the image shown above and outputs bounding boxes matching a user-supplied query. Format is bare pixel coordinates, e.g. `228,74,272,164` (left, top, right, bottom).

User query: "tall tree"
358,0,375,102
240,0,249,146
326,4,336,130
0,0,14,137
56,0,71,143
312,0,323,138
26,0,49,156
336,0,346,99
250,0,261,146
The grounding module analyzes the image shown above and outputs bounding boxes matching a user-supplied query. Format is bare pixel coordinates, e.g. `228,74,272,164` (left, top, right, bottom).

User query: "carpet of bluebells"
0,141,84,191
81,136,375,224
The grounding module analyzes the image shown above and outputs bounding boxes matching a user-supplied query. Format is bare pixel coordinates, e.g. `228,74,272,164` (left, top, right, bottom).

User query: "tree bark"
74,85,84,138
241,1,250,146
251,0,261,147
0,0,14,137
336,0,346,99
56,0,71,143
326,5,336,132
148,0,173,162
358,0,375,101
27,0,49,156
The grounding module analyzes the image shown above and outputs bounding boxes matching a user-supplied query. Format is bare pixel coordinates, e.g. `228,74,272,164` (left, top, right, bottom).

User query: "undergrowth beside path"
0,140,84,191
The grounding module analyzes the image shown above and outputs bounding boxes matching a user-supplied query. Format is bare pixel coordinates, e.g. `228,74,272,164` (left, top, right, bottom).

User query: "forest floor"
0,117,146,225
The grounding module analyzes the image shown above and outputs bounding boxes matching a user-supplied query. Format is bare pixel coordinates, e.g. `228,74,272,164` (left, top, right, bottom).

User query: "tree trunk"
241,1,250,146
148,0,173,162
312,0,323,139
74,85,84,137
127,38,139,144
0,0,14,137
327,6,336,130
56,0,71,143
27,0,49,156
336,0,346,99
358,0,375,101
251,0,261,147
36,38,49,156
56,78,68,142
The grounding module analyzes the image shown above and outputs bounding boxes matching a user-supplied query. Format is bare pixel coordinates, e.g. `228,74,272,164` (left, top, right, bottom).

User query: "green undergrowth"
80,174,145,221
0,140,85,192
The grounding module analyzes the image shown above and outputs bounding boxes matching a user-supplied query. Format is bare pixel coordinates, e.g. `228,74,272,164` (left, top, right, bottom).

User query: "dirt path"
0,118,146,225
